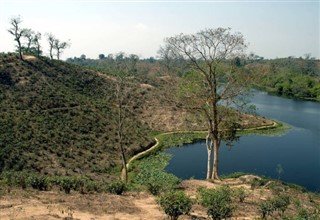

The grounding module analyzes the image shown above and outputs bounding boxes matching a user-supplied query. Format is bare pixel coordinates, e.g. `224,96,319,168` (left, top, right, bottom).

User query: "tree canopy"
160,27,251,180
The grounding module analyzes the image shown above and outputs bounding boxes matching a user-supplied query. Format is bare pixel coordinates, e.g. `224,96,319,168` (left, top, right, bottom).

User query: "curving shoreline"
124,121,281,173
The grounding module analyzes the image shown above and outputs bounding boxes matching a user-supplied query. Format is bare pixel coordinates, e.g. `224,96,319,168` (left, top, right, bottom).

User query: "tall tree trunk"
37,46,40,57
57,49,60,60
120,142,128,183
117,80,128,183
206,133,212,179
49,47,53,60
18,41,22,60
211,138,220,180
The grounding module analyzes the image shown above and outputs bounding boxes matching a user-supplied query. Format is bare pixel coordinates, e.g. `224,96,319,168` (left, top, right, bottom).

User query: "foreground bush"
52,176,78,194
258,199,274,219
233,187,247,203
197,186,236,220
0,171,109,194
158,190,192,220
250,177,269,190
258,195,291,219
106,180,126,195
133,153,180,195
271,195,290,217
27,175,50,191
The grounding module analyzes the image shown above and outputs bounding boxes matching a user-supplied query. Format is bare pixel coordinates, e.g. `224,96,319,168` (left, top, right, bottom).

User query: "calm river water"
165,91,320,192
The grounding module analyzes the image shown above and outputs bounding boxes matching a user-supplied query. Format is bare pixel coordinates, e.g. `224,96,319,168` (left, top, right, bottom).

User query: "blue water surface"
165,92,320,192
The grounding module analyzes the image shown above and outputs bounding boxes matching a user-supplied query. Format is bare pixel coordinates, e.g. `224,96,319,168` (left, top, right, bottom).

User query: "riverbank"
125,119,285,172
255,85,320,103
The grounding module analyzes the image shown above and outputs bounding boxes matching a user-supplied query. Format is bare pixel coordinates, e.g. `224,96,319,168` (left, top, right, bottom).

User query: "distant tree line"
8,15,70,60
67,52,158,75
67,49,320,102
245,54,320,100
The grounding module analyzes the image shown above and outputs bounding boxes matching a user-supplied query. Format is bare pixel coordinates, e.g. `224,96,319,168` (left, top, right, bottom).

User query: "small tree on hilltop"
33,32,42,57
46,33,70,60
8,16,26,59
54,39,70,60
46,33,56,60
22,28,35,54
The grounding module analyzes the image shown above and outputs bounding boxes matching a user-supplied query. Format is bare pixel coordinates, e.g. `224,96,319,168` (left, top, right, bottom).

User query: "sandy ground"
0,191,165,220
22,55,37,61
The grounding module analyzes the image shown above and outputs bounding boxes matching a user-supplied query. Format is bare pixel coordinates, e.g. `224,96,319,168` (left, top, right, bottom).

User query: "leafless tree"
8,16,26,59
160,27,250,180
33,32,42,57
158,45,173,74
114,74,138,183
46,33,55,60
54,39,70,60
23,28,35,53
46,33,70,60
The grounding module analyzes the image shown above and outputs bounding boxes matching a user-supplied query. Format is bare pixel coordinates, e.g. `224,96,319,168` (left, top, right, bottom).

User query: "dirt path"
0,191,165,220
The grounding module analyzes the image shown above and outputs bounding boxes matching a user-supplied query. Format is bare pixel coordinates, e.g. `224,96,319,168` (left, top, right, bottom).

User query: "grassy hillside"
0,53,277,182
0,53,156,180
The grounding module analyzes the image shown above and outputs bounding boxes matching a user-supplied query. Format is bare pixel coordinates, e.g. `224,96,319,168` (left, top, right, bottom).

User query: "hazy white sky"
0,0,319,60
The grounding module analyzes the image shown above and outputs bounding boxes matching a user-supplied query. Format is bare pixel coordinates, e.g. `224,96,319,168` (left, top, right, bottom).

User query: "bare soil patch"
22,55,37,61
0,191,164,220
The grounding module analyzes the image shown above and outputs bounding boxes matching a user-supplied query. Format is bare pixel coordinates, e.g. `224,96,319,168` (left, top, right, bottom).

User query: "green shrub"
84,181,102,193
133,153,180,195
250,177,269,190
222,172,246,179
146,182,162,195
27,175,49,191
0,171,29,189
233,187,247,203
107,180,126,195
271,195,290,216
294,207,320,220
258,199,274,219
197,186,236,220
268,181,286,194
158,190,192,220
53,177,76,194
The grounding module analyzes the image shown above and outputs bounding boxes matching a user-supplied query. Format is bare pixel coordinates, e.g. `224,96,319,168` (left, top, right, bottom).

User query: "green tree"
99,53,105,59
160,27,249,180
